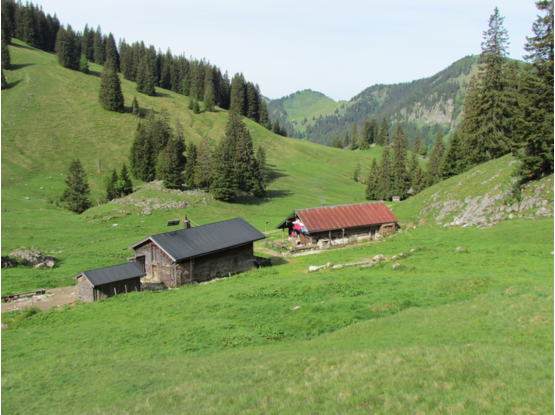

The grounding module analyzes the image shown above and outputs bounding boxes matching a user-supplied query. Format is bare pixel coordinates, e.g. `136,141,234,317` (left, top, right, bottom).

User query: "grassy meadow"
1,40,553,414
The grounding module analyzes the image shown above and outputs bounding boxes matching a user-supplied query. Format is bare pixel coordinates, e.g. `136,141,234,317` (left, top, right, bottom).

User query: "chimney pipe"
183,215,191,229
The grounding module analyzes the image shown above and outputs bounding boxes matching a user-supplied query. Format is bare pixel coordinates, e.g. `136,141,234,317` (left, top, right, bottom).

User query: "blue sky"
40,0,540,100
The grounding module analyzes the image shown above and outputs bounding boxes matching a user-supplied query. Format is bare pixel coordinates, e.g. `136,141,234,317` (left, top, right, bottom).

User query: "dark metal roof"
73,262,146,287
276,202,398,233
127,218,266,262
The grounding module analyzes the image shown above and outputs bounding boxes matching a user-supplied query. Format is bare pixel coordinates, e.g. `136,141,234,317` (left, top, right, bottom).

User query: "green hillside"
1,39,399,295
271,56,481,148
1,40,552,415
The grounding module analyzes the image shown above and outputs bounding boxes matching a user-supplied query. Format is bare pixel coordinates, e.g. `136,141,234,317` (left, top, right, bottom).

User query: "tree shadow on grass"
234,189,293,206
88,70,101,78
155,92,173,99
8,63,35,71
3,79,22,90
266,165,289,184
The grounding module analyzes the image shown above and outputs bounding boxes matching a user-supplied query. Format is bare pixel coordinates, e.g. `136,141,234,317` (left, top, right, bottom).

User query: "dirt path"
1,286,78,313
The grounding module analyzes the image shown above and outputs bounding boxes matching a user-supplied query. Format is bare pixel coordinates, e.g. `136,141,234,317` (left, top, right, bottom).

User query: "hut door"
152,265,158,281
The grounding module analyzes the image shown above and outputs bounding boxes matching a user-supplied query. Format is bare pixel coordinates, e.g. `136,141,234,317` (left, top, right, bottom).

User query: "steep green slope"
1,39,391,294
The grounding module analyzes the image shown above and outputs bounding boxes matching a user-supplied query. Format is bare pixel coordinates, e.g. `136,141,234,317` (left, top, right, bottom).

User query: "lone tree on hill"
131,96,140,117
105,168,118,201
61,159,92,214
516,0,554,179
99,58,124,112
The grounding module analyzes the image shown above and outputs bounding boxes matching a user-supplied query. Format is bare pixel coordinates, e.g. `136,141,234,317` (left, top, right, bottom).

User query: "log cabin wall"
95,277,141,301
191,243,254,282
309,225,382,243
134,241,174,283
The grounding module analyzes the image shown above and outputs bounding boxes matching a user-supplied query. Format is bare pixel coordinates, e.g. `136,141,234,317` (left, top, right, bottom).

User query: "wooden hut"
126,218,266,287
275,202,398,247
73,262,145,302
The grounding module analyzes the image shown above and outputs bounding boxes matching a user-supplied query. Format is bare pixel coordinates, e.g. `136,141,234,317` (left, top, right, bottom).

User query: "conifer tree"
353,163,361,182
204,83,215,112
118,163,133,196
193,100,200,114
79,53,89,74
272,119,281,135
104,33,119,71
418,140,428,157
195,136,213,188
61,159,92,214
1,35,10,70
182,74,191,96
460,7,513,165
246,82,259,121
365,158,380,200
256,145,269,187
426,133,446,186
136,57,156,96
184,142,198,187
407,152,419,180
93,26,105,65
377,117,389,146
1,68,7,89
210,134,236,201
229,72,246,115
55,25,78,69
440,131,465,179
188,97,194,110
377,145,392,200
360,119,372,150
411,166,425,194
105,168,118,200
161,135,186,189
131,96,140,117
351,124,359,150
99,58,124,112
370,118,378,144
412,132,422,153
343,131,350,148
129,122,156,181
258,97,271,129
516,0,554,179
390,125,409,199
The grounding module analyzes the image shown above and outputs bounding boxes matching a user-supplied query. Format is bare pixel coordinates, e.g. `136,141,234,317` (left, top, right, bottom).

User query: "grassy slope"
1,40,393,295
2,218,552,414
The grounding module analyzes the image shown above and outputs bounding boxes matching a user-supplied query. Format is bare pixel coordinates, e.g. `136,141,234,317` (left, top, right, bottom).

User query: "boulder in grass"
392,263,401,269
392,255,398,260
34,262,45,269
45,260,55,268
373,254,385,261
1,256,18,268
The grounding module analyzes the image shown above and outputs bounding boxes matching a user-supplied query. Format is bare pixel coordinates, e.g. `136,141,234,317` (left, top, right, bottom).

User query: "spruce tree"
460,7,513,165
210,133,236,201
411,166,425,194
136,57,156,96
118,163,133,196
93,26,105,65
79,53,89,74
418,140,428,157
377,145,392,200
256,145,269,187
182,74,191,96
360,119,371,150
161,136,186,189
407,152,419,180
516,0,554,179
258,97,271,129
365,158,380,200
370,118,378,144
390,125,409,199
1,68,7,89
105,33,119,71
351,124,359,150
426,133,446,186
188,97,194,110
132,96,140,117
412,132,422,153
246,82,259,121
193,100,200,114
229,72,246,115
129,122,156,181
272,119,281,135
184,142,198,187
61,159,92,214
195,136,213,188
105,168,118,200
343,131,350,148
353,163,361,182
377,117,389,146
204,83,215,112
99,58,124,112
55,25,78,69
440,131,465,179
1,35,10,70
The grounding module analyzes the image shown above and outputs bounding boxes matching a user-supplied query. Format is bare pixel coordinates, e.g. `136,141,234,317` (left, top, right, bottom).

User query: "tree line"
129,107,268,201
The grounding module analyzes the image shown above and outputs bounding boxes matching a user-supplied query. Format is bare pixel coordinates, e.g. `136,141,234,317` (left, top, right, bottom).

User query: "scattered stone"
373,254,385,261
9,247,43,264
1,256,18,268
399,253,404,257
33,262,45,269
392,263,401,269
45,260,55,268
25,197,30,200
332,265,343,269
392,255,398,260
112,224,118,227
456,247,464,251
142,209,152,216
309,262,332,272
410,248,415,252
508,214,516,219
292,306,300,310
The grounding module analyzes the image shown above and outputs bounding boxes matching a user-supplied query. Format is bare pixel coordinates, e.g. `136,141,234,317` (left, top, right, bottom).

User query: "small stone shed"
276,202,398,246
73,262,145,302
126,218,266,287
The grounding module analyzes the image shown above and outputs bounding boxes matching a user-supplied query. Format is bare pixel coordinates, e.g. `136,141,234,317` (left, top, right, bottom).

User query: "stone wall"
134,241,174,283
77,276,94,302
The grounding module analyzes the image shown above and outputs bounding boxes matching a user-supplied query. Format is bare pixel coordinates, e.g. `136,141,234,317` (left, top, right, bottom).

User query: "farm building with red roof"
276,202,398,247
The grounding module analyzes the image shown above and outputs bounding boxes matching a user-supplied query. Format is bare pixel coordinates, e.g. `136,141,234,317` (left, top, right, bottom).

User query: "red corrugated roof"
296,202,397,233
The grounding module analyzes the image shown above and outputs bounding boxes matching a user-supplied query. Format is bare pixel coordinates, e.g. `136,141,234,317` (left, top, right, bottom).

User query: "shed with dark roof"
73,262,145,302
276,202,398,247
126,218,266,287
